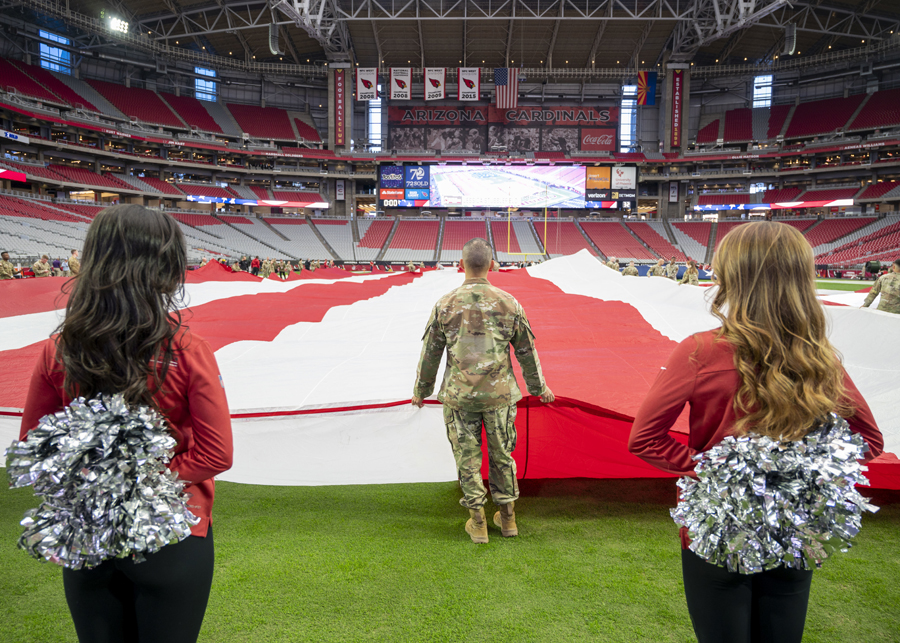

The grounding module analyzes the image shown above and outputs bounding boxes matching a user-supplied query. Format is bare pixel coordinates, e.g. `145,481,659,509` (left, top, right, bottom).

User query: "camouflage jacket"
863,272,900,314
647,264,666,277
666,263,678,279
680,270,699,285
32,261,50,277
605,260,618,270
413,277,547,411
0,259,15,279
622,266,639,276
68,257,80,276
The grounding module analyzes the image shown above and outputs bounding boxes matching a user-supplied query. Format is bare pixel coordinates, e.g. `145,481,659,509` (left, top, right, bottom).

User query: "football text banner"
334,70,346,146
390,68,411,100
671,70,683,148
356,68,378,101
458,68,480,101
424,68,446,101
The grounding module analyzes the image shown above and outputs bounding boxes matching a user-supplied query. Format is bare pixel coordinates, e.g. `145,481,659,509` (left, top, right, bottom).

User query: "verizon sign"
580,128,617,152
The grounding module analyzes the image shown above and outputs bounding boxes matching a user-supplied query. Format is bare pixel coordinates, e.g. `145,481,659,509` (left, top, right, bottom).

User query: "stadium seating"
857,181,900,200
441,220,487,261
226,103,296,140
0,159,66,182
266,218,332,259
695,120,720,144
137,176,185,196
817,216,900,264
230,185,258,200
48,165,132,190
580,221,657,261
723,108,752,142
0,58,62,104
10,59,99,111
533,221,596,258
382,220,440,261
774,218,817,232
160,93,223,133
762,187,802,202
491,220,521,262
110,173,157,193
356,219,394,260
250,186,273,200
713,221,748,249
176,184,239,199
293,118,322,143
54,203,105,219
804,217,876,249
784,94,865,139
796,187,860,202
697,194,751,205
216,215,297,257
671,221,712,262
88,79,184,128
310,219,354,260
767,105,792,139
626,222,687,262
848,88,900,132
272,191,323,203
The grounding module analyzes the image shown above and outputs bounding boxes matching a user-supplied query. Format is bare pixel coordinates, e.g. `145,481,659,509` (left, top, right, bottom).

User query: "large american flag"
494,68,519,109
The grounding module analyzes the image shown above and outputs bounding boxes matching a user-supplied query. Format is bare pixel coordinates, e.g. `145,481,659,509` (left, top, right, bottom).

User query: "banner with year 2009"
424,68,445,101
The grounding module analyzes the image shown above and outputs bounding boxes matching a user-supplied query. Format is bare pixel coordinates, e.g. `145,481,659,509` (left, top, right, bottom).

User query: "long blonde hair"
711,221,851,440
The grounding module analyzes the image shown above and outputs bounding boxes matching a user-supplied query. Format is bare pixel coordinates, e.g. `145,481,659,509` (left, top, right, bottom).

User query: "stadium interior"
1,0,900,271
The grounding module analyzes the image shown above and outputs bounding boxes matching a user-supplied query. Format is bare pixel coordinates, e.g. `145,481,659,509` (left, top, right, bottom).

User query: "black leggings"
62,525,215,643
681,549,813,643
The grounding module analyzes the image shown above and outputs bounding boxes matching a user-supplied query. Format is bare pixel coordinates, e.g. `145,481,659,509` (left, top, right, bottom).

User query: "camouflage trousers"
443,404,519,510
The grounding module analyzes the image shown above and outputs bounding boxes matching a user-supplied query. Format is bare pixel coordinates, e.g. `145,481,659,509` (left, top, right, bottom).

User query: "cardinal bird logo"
429,78,441,88
463,78,475,89
361,78,373,89
395,79,407,89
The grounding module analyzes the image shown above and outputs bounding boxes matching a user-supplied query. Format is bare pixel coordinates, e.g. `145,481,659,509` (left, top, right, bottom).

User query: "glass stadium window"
368,85,383,152
195,67,217,102
753,75,773,108
620,85,638,153
39,30,71,75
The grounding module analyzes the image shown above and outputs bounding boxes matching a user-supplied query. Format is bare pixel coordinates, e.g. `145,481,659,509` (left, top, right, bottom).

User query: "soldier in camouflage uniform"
68,250,80,276
412,238,554,544
622,261,639,277
605,256,618,270
0,251,16,280
32,255,51,278
680,260,700,285
862,259,900,314
647,258,666,277
666,257,679,280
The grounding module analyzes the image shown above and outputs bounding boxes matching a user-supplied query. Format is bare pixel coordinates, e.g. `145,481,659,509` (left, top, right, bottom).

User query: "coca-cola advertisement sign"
580,128,617,152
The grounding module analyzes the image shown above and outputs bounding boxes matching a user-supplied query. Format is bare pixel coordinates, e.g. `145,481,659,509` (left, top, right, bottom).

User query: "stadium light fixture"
109,17,129,33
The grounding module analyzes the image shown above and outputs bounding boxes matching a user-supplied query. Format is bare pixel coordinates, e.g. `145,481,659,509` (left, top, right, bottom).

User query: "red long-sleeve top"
20,332,233,538
629,329,884,475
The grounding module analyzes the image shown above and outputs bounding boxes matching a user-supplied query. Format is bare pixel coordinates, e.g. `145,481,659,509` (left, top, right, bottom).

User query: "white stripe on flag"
495,68,518,109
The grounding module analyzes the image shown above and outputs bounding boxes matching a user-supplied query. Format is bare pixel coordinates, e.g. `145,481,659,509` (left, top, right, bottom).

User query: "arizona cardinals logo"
463,78,475,89
429,78,441,88
361,79,373,89
395,79,407,89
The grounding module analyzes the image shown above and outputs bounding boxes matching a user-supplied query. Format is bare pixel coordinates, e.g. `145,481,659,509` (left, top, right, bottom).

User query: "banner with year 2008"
356,68,378,101
390,68,411,100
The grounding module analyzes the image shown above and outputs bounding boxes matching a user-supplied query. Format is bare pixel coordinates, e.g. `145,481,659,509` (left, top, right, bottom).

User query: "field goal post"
501,182,562,260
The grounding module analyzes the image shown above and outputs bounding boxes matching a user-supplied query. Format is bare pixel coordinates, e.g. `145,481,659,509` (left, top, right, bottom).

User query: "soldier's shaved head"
462,238,493,273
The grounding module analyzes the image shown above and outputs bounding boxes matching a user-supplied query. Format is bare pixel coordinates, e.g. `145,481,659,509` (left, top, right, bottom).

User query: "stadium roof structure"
16,0,900,74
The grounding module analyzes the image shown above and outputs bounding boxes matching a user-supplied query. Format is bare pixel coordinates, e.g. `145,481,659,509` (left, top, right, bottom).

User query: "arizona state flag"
637,71,657,106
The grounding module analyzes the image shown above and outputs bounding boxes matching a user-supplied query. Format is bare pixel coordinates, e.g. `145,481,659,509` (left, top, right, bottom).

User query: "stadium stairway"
260,217,291,241
574,219,604,258
524,220,548,259
305,217,341,261
203,101,243,138
705,222,717,263
486,218,497,259
779,104,797,139
620,221,660,259
215,214,293,258
434,218,445,262
844,94,872,132
661,219,679,245
375,218,400,262
49,71,127,120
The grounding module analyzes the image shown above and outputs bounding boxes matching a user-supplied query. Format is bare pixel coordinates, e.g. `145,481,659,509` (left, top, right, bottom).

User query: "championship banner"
336,179,345,201
669,182,679,203
356,68,378,101
424,68,446,101
334,69,346,146
637,71,657,106
671,70,683,148
457,68,480,101
585,167,611,201
390,68,411,100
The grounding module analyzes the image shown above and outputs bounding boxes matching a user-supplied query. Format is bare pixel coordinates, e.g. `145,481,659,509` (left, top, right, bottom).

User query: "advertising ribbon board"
585,167,611,201
610,166,637,200
424,68,446,101
334,69,346,146
356,68,378,101
390,68,411,100
457,68,480,101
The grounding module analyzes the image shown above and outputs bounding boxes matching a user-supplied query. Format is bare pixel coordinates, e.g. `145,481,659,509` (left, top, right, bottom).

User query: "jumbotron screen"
429,166,590,209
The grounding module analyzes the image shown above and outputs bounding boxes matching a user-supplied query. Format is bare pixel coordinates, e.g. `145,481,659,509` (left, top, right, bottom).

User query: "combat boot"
493,501,518,537
465,508,489,544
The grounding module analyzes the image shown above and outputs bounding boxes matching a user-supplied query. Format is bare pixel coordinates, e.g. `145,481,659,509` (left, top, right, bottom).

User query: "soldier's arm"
412,306,446,400
862,277,882,308
510,305,548,397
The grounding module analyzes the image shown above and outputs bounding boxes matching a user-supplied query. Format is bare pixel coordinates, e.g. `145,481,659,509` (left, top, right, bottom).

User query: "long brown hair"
56,205,186,409
711,221,851,440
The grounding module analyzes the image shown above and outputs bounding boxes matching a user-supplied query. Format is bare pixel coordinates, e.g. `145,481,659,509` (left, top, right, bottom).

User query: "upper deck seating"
88,79,184,129
161,93,223,133
226,103,296,141
784,94,865,139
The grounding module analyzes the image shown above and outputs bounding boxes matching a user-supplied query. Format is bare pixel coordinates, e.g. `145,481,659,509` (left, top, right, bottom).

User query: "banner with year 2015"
457,68,480,101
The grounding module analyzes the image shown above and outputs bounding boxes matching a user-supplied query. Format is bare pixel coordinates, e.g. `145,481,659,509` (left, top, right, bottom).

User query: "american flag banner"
494,68,519,109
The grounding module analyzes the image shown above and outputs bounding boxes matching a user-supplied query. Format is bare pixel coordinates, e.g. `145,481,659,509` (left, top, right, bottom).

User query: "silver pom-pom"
671,414,878,575
6,394,199,569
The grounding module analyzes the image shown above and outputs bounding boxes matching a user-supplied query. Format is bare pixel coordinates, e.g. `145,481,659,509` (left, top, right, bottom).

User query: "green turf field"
815,279,874,292
2,479,897,642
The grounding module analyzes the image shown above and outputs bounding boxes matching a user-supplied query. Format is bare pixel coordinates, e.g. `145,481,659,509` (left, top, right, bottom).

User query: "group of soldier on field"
0,250,80,280
605,255,701,285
